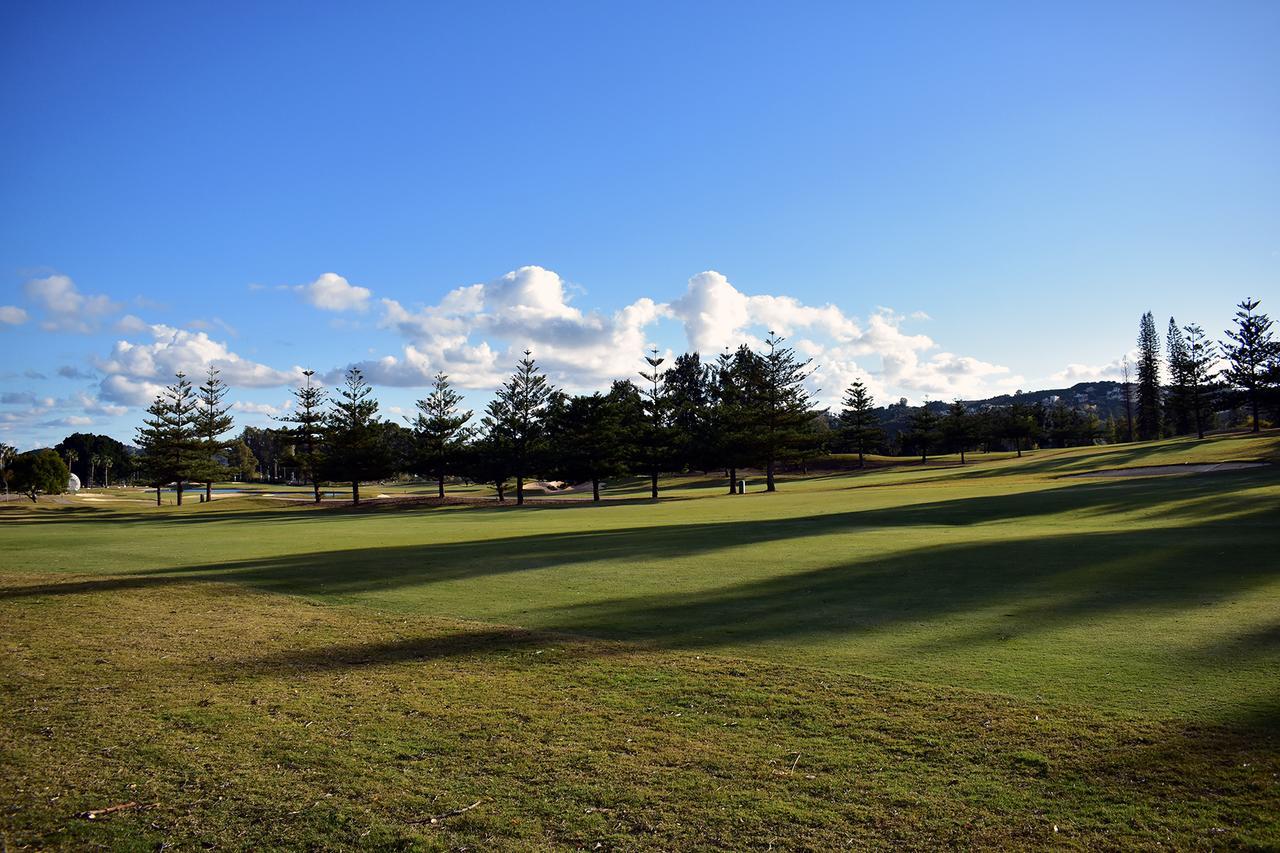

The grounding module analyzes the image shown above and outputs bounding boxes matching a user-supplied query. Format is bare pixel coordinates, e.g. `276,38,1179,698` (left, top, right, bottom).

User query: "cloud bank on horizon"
1,265,1127,449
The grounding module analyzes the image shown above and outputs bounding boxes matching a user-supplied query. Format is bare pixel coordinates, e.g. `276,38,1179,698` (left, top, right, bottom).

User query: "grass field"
3,432,1279,849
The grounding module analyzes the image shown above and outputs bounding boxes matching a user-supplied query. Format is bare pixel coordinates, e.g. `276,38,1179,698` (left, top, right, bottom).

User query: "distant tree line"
14,297,1277,504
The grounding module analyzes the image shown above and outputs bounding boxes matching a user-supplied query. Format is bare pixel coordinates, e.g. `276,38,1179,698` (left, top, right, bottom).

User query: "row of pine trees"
1127,298,1276,442
128,297,1278,506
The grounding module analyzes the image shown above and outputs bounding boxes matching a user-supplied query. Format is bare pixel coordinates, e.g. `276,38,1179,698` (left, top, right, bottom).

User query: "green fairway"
3,432,1279,848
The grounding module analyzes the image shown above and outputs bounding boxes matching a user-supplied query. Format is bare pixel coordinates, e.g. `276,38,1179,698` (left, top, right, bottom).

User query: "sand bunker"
1066,462,1268,478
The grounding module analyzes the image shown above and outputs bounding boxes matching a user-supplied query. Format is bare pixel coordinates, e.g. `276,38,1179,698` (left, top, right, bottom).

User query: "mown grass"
3,579,1277,850
2,432,1278,848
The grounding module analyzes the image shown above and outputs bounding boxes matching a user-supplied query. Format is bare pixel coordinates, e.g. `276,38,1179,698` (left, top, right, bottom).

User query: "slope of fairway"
3,433,1279,848
3,432,1278,723
2,577,1277,850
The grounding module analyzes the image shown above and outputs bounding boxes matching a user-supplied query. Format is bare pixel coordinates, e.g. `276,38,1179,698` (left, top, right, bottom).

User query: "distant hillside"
869,381,1131,445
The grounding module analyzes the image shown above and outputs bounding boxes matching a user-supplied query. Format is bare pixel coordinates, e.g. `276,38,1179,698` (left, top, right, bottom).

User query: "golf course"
2,431,1278,849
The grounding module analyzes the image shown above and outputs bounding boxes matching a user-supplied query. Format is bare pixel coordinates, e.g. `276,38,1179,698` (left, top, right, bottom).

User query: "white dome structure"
67,473,81,492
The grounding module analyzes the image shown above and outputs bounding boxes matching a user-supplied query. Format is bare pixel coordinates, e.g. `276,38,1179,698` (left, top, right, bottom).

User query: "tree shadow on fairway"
2,466,1274,605
940,432,1279,481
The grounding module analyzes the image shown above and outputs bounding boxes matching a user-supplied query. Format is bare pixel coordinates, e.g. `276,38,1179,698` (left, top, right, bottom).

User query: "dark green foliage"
663,352,714,474
942,400,974,463
278,370,327,502
193,368,235,501
236,426,294,482
321,368,395,505
1001,402,1037,457
492,351,553,506
411,372,473,499
135,373,204,505
906,402,941,462
1221,298,1277,433
637,348,671,499
1136,312,1163,440
756,333,820,491
0,443,15,496
9,448,69,501
466,398,518,502
710,346,764,494
838,380,883,466
229,439,258,481
543,390,628,501
53,433,133,488
1165,317,1194,437
1182,324,1217,439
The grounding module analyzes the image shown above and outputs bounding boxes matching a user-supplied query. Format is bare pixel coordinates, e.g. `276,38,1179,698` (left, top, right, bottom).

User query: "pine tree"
709,346,763,494
1136,312,1163,440
1165,317,1193,437
472,395,517,502
193,368,235,502
1003,401,1037,457
1182,323,1217,439
663,352,713,474
494,351,552,506
1221,298,1277,433
322,367,393,505
410,372,473,499
838,379,882,467
942,400,974,463
757,333,819,491
279,369,328,503
135,373,202,505
543,391,627,502
638,347,670,499
907,402,940,463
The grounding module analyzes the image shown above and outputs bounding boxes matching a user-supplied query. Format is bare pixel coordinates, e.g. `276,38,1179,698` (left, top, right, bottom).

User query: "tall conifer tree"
838,379,882,468
1221,298,1277,433
280,369,327,503
194,367,235,502
1136,312,1163,440
494,351,552,506
757,333,818,492
411,372,473,499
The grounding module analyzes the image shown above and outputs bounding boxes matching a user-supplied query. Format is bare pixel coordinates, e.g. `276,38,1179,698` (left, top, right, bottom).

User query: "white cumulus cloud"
23,274,121,332
0,305,28,326
296,273,372,312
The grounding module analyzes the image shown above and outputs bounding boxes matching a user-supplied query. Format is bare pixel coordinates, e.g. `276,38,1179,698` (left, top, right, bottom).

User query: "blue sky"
1,1,1277,449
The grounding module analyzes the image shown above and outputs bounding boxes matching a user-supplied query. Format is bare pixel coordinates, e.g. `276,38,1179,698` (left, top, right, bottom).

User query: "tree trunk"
1251,390,1260,433
650,470,658,500
766,459,776,492
1191,385,1203,440
437,472,445,499
313,481,321,504
516,474,524,506
1015,437,1022,458
155,485,161,506
352,480,360,506
960,448,966,465
206,481,213,502
592,477,600,502
727,466,736,495
857,449,864,469
176,481,184,506
496,480,505,502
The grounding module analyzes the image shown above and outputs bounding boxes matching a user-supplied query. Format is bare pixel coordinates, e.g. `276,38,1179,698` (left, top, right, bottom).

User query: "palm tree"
64,448,79,482
89,453,101,489
101,455,113,488
0,443,15,496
